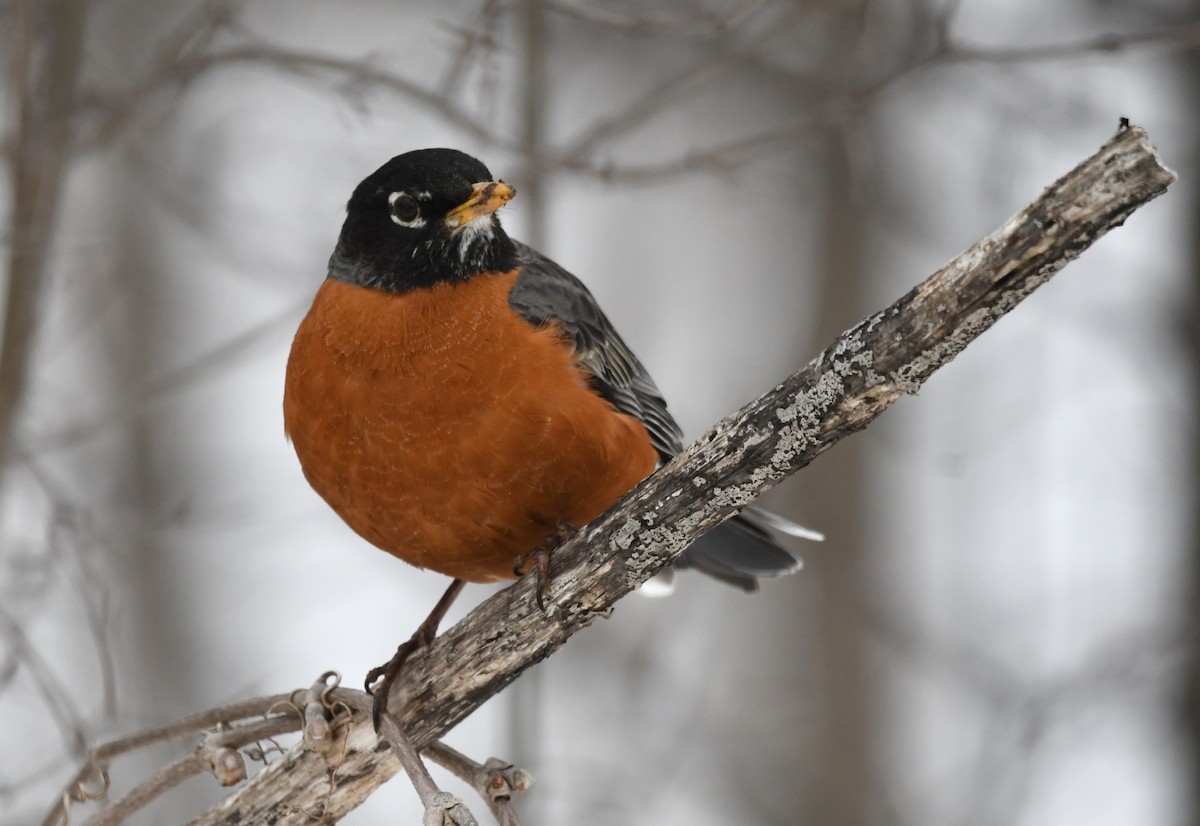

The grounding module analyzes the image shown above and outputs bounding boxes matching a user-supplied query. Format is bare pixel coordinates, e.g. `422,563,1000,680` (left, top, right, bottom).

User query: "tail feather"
743,506,825,542
674,505,819,592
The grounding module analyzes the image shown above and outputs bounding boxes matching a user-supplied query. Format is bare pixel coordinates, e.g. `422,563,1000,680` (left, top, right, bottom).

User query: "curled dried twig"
426,743,532,826
41,693,295,826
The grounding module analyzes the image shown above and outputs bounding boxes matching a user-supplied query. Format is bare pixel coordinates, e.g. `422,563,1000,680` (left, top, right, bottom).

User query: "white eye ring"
388,191,425,228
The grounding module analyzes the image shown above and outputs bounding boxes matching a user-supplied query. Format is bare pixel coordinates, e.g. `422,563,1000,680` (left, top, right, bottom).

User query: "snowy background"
2,1,1196,824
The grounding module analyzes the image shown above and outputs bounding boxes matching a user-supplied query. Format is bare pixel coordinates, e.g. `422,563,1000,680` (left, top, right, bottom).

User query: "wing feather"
507,241,683,460
505,240,816,590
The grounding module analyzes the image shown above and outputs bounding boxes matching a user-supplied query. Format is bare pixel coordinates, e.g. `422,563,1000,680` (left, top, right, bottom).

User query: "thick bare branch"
172,124,1174,824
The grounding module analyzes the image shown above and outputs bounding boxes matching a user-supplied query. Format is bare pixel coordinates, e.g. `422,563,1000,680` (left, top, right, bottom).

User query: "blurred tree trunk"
509,1,549,822
107,174,198,712
794,126,875,825
772,14,877,820
98,2,213,816
2,2,205,816
1183,45,1200,826
2,0,87,460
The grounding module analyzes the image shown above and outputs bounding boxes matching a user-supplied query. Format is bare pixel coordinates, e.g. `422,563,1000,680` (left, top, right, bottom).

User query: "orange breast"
282,272,658,583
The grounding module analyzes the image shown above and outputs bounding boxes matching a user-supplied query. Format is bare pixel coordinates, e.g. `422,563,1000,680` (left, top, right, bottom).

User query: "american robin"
283,148,821,723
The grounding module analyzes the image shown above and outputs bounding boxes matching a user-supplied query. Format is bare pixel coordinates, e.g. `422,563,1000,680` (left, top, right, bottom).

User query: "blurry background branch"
65,3,1200,182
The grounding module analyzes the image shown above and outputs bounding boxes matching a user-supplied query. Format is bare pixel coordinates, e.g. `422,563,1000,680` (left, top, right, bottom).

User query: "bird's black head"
328,148,517,292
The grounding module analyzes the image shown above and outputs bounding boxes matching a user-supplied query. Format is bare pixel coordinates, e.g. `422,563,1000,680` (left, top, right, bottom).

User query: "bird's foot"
512,520,577,611
365,578,466,731
365,630,432,731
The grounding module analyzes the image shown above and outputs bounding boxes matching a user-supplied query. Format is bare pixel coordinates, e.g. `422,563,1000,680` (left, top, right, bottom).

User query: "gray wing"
507,240,815,592
507,241,683,460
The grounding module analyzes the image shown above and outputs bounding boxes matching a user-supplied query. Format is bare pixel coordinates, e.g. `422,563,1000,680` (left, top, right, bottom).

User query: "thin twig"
553,57,727,167
333,689,478,826
79,0,239,150
426,743,531,826
556,17,1200,184
437,0,503,100
78,715,302,826
0,606,87,756
41,694,294,826
946,20,1200,64
531,0,769,39
178,43,499,144
27,297,309,454
24,458,121,719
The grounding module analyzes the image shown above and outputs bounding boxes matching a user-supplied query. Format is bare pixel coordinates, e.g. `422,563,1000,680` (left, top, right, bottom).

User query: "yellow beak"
445,181,516,227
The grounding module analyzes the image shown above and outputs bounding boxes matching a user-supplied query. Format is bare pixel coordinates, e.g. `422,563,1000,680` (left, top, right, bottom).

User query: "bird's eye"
388,192,423,227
